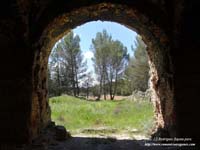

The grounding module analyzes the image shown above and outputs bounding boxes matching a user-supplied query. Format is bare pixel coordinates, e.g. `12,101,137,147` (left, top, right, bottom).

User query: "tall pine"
125,35,150,92
48,31,87,96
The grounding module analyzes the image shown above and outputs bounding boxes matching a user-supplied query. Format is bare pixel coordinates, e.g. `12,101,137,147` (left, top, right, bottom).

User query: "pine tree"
125,35,150,92
82,72,94,99
48,31,87,96
91,30,111,99
92,29,128,100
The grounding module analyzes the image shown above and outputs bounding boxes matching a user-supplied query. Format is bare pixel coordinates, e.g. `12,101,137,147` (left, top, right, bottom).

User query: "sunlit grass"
49,95,155,135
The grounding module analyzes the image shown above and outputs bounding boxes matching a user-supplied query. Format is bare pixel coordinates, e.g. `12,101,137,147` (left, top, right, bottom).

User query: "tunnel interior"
33,2,174,139
0,0,200,147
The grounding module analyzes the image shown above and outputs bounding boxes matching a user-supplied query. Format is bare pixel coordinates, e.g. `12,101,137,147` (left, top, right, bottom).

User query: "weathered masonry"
0,0,200,146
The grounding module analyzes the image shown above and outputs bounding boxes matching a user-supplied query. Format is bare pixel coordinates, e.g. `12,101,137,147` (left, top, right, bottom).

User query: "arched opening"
31,2,175,143
48,21,155,140
2,0,200,148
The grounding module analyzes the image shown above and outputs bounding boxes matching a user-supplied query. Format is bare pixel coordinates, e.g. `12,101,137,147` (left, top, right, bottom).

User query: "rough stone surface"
55,126,69,141
0,0,200,147
35,2,174,138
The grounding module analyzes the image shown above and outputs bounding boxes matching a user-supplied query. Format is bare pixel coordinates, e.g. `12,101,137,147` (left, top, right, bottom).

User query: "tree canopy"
48,31,87,97
125,35,150,92
48,30,150,100
91,30,129,100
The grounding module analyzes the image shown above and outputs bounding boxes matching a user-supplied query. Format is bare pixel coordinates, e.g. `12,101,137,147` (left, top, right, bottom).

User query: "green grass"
49,95,155,135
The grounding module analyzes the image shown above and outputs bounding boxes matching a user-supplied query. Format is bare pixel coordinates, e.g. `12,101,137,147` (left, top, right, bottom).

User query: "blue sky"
73,20,138,74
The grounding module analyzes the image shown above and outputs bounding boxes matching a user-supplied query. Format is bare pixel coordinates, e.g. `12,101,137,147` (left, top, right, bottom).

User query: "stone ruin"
0,0,200,148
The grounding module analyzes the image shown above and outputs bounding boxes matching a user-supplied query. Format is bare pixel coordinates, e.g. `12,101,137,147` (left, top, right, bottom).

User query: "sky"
72,20,138,74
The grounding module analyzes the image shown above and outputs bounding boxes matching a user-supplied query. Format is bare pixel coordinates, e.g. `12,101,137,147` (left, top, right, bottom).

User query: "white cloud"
83,51,94,60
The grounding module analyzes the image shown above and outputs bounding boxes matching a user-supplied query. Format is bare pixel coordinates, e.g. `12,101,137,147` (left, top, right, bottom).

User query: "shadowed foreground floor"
29,137,198,150
22,125,197,150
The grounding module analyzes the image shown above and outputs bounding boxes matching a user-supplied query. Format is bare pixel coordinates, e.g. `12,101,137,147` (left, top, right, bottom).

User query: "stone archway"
31,3,176,140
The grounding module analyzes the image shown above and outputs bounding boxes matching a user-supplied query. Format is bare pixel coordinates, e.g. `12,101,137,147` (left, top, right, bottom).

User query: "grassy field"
49,95,155,136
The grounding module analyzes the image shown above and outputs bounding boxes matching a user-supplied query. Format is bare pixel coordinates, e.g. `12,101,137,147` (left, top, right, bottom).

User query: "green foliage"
48,31,87,97
91,29,129,99
50,95,154,135
48,30,150,99
125,35,150,92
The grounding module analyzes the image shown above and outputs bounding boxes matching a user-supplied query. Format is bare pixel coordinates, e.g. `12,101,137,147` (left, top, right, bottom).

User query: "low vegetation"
50,95,155,137
49,28,153,138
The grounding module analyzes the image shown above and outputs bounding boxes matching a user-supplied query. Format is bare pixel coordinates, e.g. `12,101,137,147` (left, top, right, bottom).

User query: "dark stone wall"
0,0,199,145
36,2,175,139
173,1,200,140
0,2,33,143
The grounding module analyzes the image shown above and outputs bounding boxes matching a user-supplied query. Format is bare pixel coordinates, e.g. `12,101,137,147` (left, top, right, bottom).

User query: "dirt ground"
30,136,195,150
24,126,196,150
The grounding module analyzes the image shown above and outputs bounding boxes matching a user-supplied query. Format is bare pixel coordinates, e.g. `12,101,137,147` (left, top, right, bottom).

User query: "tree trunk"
109,68,114,100
86,84,89,99
98,75,103,100
112,70,118,100
103,74,107,100
75,75,79,96
57,64,61,96
71,55,76,96
109,80,113,100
